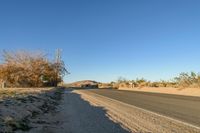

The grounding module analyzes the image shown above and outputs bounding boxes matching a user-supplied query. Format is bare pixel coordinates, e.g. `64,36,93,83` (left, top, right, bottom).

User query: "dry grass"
0,88,53,99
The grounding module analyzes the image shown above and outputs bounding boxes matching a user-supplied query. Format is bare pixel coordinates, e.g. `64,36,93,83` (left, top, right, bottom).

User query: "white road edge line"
81,90,200,130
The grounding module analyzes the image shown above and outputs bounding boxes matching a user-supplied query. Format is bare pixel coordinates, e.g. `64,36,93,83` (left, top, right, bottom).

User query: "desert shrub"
0,50,68,87
150,82,160,87
135,78,148,87
174,72,200,88
98,83,113,89
110,82,119,89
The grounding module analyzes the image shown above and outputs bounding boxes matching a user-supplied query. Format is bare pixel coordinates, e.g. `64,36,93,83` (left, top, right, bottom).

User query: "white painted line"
83,90,200,130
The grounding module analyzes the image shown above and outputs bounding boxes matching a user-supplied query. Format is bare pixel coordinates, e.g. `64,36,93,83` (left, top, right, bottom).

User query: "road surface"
88,89,200,127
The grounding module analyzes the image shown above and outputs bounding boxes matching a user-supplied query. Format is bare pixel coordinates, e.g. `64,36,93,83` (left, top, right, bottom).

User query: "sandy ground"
118,87,200,97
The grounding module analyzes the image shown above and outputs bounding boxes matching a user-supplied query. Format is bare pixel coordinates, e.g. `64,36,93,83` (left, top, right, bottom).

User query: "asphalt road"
88,89,200,127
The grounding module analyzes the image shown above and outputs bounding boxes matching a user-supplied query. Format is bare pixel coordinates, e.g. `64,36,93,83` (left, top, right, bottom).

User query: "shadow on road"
59,88,131,133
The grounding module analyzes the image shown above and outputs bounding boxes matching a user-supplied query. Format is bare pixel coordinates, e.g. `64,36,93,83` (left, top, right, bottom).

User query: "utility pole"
55,49,62,86
55,49,62,64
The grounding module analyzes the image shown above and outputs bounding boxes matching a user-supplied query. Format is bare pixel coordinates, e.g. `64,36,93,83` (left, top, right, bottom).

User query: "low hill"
68,80,100,88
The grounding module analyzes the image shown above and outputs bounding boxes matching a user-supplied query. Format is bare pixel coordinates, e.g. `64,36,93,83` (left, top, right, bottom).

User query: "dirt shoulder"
118,87,200,97
37,89,130,133
0,87,64,133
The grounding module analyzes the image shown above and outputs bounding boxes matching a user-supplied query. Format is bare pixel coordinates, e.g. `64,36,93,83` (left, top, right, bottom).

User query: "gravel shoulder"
76,89,200,133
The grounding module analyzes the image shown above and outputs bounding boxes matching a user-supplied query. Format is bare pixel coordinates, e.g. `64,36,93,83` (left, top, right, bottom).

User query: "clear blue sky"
0,0,200,83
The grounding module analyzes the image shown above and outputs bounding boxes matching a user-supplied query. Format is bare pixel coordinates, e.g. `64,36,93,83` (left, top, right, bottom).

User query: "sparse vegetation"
110,72,200,89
